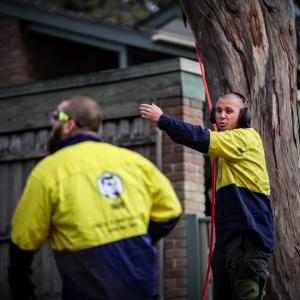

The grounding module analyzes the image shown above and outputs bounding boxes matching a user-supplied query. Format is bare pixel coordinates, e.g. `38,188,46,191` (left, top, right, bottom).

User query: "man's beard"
47,125,64,154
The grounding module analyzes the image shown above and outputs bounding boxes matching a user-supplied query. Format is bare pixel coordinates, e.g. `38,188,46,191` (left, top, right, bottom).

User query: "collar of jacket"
59,132,102,150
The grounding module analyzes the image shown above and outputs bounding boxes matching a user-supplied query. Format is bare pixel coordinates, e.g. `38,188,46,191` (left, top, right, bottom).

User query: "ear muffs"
238,107,251,128
209,106,252,128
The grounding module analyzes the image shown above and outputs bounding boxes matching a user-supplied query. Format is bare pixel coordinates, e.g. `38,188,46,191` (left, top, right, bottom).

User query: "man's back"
11,140,182,300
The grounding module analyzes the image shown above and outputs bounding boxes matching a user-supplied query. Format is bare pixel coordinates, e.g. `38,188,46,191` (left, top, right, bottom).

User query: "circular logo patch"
97,172,123,200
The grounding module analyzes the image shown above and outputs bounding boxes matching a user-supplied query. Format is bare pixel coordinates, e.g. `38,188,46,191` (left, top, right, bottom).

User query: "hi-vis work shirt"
10,134,182,300
158,114,274,252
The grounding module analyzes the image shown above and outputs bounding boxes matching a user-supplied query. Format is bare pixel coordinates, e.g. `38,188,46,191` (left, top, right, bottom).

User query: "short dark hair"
221,92,249,104
63,96,102,132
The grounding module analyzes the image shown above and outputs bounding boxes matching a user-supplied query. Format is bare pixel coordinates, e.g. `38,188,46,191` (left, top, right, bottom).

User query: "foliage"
28,0,175,24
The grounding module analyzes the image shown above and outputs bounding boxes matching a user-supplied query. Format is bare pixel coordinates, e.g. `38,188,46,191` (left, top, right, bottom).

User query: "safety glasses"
51,109,71,122
51,109,84,127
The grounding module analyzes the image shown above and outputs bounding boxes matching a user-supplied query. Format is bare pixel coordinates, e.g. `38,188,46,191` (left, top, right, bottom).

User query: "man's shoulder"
108,143,155,169
212,127,259,139
30,150,64,179
230,127,258,134
34,141,154,175
223,127,261,140
210,128,263,150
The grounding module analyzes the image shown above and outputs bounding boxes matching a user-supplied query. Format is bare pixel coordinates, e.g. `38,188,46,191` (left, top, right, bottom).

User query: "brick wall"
0,15,33,87
159,96,205,300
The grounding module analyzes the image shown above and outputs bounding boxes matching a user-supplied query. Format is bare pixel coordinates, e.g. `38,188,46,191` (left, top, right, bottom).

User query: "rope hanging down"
195,42,217,300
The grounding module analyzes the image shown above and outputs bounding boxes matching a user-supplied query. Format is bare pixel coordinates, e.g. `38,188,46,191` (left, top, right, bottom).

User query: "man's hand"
139,103,163,122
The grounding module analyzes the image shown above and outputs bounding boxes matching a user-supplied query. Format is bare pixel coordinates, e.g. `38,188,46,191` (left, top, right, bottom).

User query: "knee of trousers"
233,277,266,300
225,254,267,300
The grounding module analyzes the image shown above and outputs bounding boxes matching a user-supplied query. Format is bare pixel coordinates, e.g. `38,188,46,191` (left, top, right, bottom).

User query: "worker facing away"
9,95,182,300
140,92,274,300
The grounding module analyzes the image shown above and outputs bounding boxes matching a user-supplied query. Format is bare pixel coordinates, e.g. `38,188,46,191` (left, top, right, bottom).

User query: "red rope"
195,42,217,300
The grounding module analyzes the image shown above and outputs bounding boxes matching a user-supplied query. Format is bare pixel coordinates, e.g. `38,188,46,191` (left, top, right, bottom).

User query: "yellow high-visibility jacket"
11,136,182,300
158,114,274,252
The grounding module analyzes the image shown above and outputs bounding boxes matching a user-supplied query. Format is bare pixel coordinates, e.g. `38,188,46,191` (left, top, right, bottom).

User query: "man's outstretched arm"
140,103,210,153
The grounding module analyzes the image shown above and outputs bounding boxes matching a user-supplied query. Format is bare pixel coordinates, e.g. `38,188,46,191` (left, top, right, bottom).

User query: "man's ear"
62,120,77,136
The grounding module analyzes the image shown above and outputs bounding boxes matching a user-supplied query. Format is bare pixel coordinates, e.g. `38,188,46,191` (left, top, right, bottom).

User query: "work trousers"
211,231,271,300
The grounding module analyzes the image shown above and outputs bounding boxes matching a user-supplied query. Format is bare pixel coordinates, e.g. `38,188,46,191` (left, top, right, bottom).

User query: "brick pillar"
159,96,205,300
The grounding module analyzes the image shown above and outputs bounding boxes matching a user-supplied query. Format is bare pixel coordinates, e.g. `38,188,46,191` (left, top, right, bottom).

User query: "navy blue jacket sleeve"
158,114,210,153
148,217,180,244
8,242,36,300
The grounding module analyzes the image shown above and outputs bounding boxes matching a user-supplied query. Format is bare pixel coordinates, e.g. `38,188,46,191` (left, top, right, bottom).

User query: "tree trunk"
178,0,300,299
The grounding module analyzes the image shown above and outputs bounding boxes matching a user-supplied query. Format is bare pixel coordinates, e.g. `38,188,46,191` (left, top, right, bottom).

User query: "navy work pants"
211,231,271,300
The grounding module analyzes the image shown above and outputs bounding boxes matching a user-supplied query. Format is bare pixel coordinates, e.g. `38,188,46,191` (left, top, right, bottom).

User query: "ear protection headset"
209,92,251,128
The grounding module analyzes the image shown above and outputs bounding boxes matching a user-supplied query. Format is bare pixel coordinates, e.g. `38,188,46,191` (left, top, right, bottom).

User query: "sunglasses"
51,109,84,128
51,109,71,121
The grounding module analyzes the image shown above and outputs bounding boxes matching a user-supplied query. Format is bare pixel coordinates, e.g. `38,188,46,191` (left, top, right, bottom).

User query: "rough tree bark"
178,0,300,299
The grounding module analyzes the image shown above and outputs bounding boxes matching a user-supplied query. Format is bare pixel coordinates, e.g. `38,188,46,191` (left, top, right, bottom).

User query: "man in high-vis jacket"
140,92,274,300
9,96,182,300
